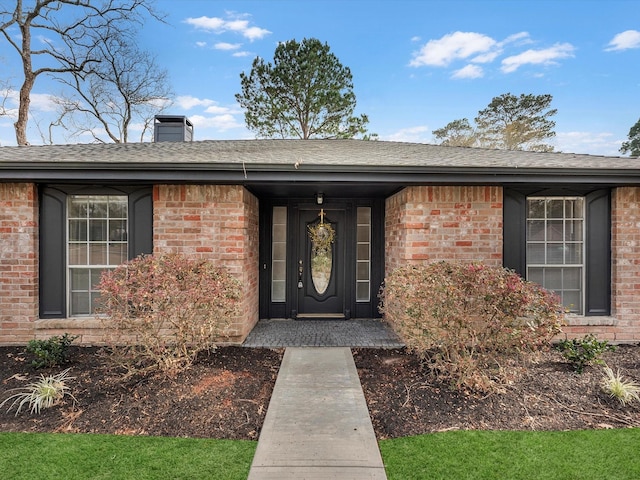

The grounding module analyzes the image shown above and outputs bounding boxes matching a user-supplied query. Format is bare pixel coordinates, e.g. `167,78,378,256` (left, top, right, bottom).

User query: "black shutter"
585,190,611,315
503,189,527,276
40,187,66,318
129,188,153,258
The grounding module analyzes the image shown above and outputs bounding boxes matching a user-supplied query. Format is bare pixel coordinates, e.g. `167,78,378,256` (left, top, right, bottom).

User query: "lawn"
0,432,256,480
380,428,640,480
2,429,640,479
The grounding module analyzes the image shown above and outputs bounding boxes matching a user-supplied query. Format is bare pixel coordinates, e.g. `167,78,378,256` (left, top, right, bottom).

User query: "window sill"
35,317,104,330
563,315,617,326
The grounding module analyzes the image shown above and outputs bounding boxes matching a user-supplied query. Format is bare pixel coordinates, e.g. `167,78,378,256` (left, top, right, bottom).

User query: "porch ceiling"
245,181,402,199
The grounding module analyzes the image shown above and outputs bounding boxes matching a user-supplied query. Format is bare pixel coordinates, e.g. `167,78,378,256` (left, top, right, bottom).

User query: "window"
526,197,584,314
68,195,128,315
40,186,152,319
356,207,371,302
271,206,287,302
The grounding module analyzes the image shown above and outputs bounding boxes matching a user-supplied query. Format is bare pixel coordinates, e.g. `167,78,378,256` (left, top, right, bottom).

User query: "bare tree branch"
0,0,165,145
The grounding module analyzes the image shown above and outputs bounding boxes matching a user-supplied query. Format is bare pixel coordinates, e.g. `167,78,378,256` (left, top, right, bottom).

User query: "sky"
1,0,639,156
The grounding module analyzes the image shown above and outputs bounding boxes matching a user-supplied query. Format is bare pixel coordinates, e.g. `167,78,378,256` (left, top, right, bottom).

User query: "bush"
97,254,242,375
557,334,615,373
26,334,78,369
379,262,564,392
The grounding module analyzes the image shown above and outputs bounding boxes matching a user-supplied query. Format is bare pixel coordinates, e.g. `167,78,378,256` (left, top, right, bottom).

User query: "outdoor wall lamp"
316,192,324,205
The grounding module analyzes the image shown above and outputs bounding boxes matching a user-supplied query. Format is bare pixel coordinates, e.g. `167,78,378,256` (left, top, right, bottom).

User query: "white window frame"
526,196,585,314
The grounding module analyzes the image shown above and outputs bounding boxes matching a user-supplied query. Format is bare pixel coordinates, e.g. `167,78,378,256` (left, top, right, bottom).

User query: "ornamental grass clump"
97,254,242,376
0,369,75,416
601,366,640,406
379,262,564,392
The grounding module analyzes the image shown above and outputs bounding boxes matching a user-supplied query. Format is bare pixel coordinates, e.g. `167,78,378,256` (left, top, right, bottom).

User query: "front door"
296,206,346,318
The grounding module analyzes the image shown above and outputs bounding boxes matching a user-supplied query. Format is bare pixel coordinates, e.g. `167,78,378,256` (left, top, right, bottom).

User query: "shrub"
557,334,615,373
97,254,242,375
379,262,564,392
0,369,76,415
601,365,640,406
26,333,79,369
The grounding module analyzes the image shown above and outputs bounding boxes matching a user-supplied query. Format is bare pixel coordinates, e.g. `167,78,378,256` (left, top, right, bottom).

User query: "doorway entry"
259,198,384,320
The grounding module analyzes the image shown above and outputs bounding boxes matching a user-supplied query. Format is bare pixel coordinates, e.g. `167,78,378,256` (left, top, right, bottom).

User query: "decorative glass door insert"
308,208,335,295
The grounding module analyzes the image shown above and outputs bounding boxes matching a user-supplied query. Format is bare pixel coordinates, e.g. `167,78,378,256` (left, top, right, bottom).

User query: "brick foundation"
0,183,38,344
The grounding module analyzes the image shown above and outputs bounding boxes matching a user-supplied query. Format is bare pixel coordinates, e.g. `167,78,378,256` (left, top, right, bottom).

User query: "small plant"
26,333,79,369
0,368,76,415
557,334,615,373
601,366,640,406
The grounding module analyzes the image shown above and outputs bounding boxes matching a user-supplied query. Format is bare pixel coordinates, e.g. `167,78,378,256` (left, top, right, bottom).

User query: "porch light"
316,192,324,205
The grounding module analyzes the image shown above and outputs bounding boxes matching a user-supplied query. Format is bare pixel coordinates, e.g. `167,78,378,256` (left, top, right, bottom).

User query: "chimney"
153,115,194,142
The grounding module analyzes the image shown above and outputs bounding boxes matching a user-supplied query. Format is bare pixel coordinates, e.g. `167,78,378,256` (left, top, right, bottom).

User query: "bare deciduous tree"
0,0,162,145
54,33,173,143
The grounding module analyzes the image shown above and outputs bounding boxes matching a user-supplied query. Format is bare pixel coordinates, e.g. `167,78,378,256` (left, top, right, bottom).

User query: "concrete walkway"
248,347,387,479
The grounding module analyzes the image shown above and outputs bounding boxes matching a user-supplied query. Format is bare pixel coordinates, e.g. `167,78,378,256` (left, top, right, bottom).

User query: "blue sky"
1,0,639,155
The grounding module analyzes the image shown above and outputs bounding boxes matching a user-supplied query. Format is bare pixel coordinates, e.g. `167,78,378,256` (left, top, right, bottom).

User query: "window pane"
563,268,581,290
547,220,564,241
89,220,107,241
357,207,371,224
357,244,369,261
528,267,543,284
71,269,89,290
108,243,127,265
526,220,545,241
356,282,370,302
546,244,564,264
68,197,87,218
566,220,583,241
545,268,562,289
547,199,564,218
527,244,545,264
108,200,127,218
357,262,370,281
69,220,87,241
91,200,108,218
565,199,583,218
109,220,127,241
527,199,545,218
357,225,371,242
69,244,87,265
565,244,583,264
71,292,91,315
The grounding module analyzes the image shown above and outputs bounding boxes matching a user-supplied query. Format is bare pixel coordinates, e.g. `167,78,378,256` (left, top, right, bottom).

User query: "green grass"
0,432,256,480
380,429,640,480
4,429,640,479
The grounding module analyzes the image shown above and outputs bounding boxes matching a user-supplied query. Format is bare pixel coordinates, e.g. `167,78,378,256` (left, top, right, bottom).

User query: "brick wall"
0,183,38,344
385,186,503,275
561,187,640,343
154,185,259,342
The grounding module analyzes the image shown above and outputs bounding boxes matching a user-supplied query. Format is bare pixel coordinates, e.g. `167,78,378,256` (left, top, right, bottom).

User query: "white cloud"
184,14,271,41
232,51,252,58
410,31,497,67
554,131,621,156
29,92,59,112
383,126,431,143
214,42,242,51
501,43,575,73
204,105,240,115
195,41,207,48
188,113,244,132
452,64,484,79
175,95,217,110
605,30,640,51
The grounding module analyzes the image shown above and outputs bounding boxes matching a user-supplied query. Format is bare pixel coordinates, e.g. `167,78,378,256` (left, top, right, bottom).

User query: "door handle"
298,260,303,288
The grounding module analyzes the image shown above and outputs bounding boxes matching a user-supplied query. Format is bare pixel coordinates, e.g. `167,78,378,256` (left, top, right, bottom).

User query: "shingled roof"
1,139,639,187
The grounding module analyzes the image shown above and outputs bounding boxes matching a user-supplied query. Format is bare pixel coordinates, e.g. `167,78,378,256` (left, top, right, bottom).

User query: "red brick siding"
0,183,38,344
153,185,259,341
385,186,503,275
561,187,640,343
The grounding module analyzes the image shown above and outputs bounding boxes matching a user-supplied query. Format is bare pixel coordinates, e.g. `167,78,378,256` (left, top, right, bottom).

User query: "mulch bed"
1,344,639,440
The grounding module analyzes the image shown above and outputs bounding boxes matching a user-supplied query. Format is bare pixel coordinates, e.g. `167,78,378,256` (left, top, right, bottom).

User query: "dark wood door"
296,207,346,318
